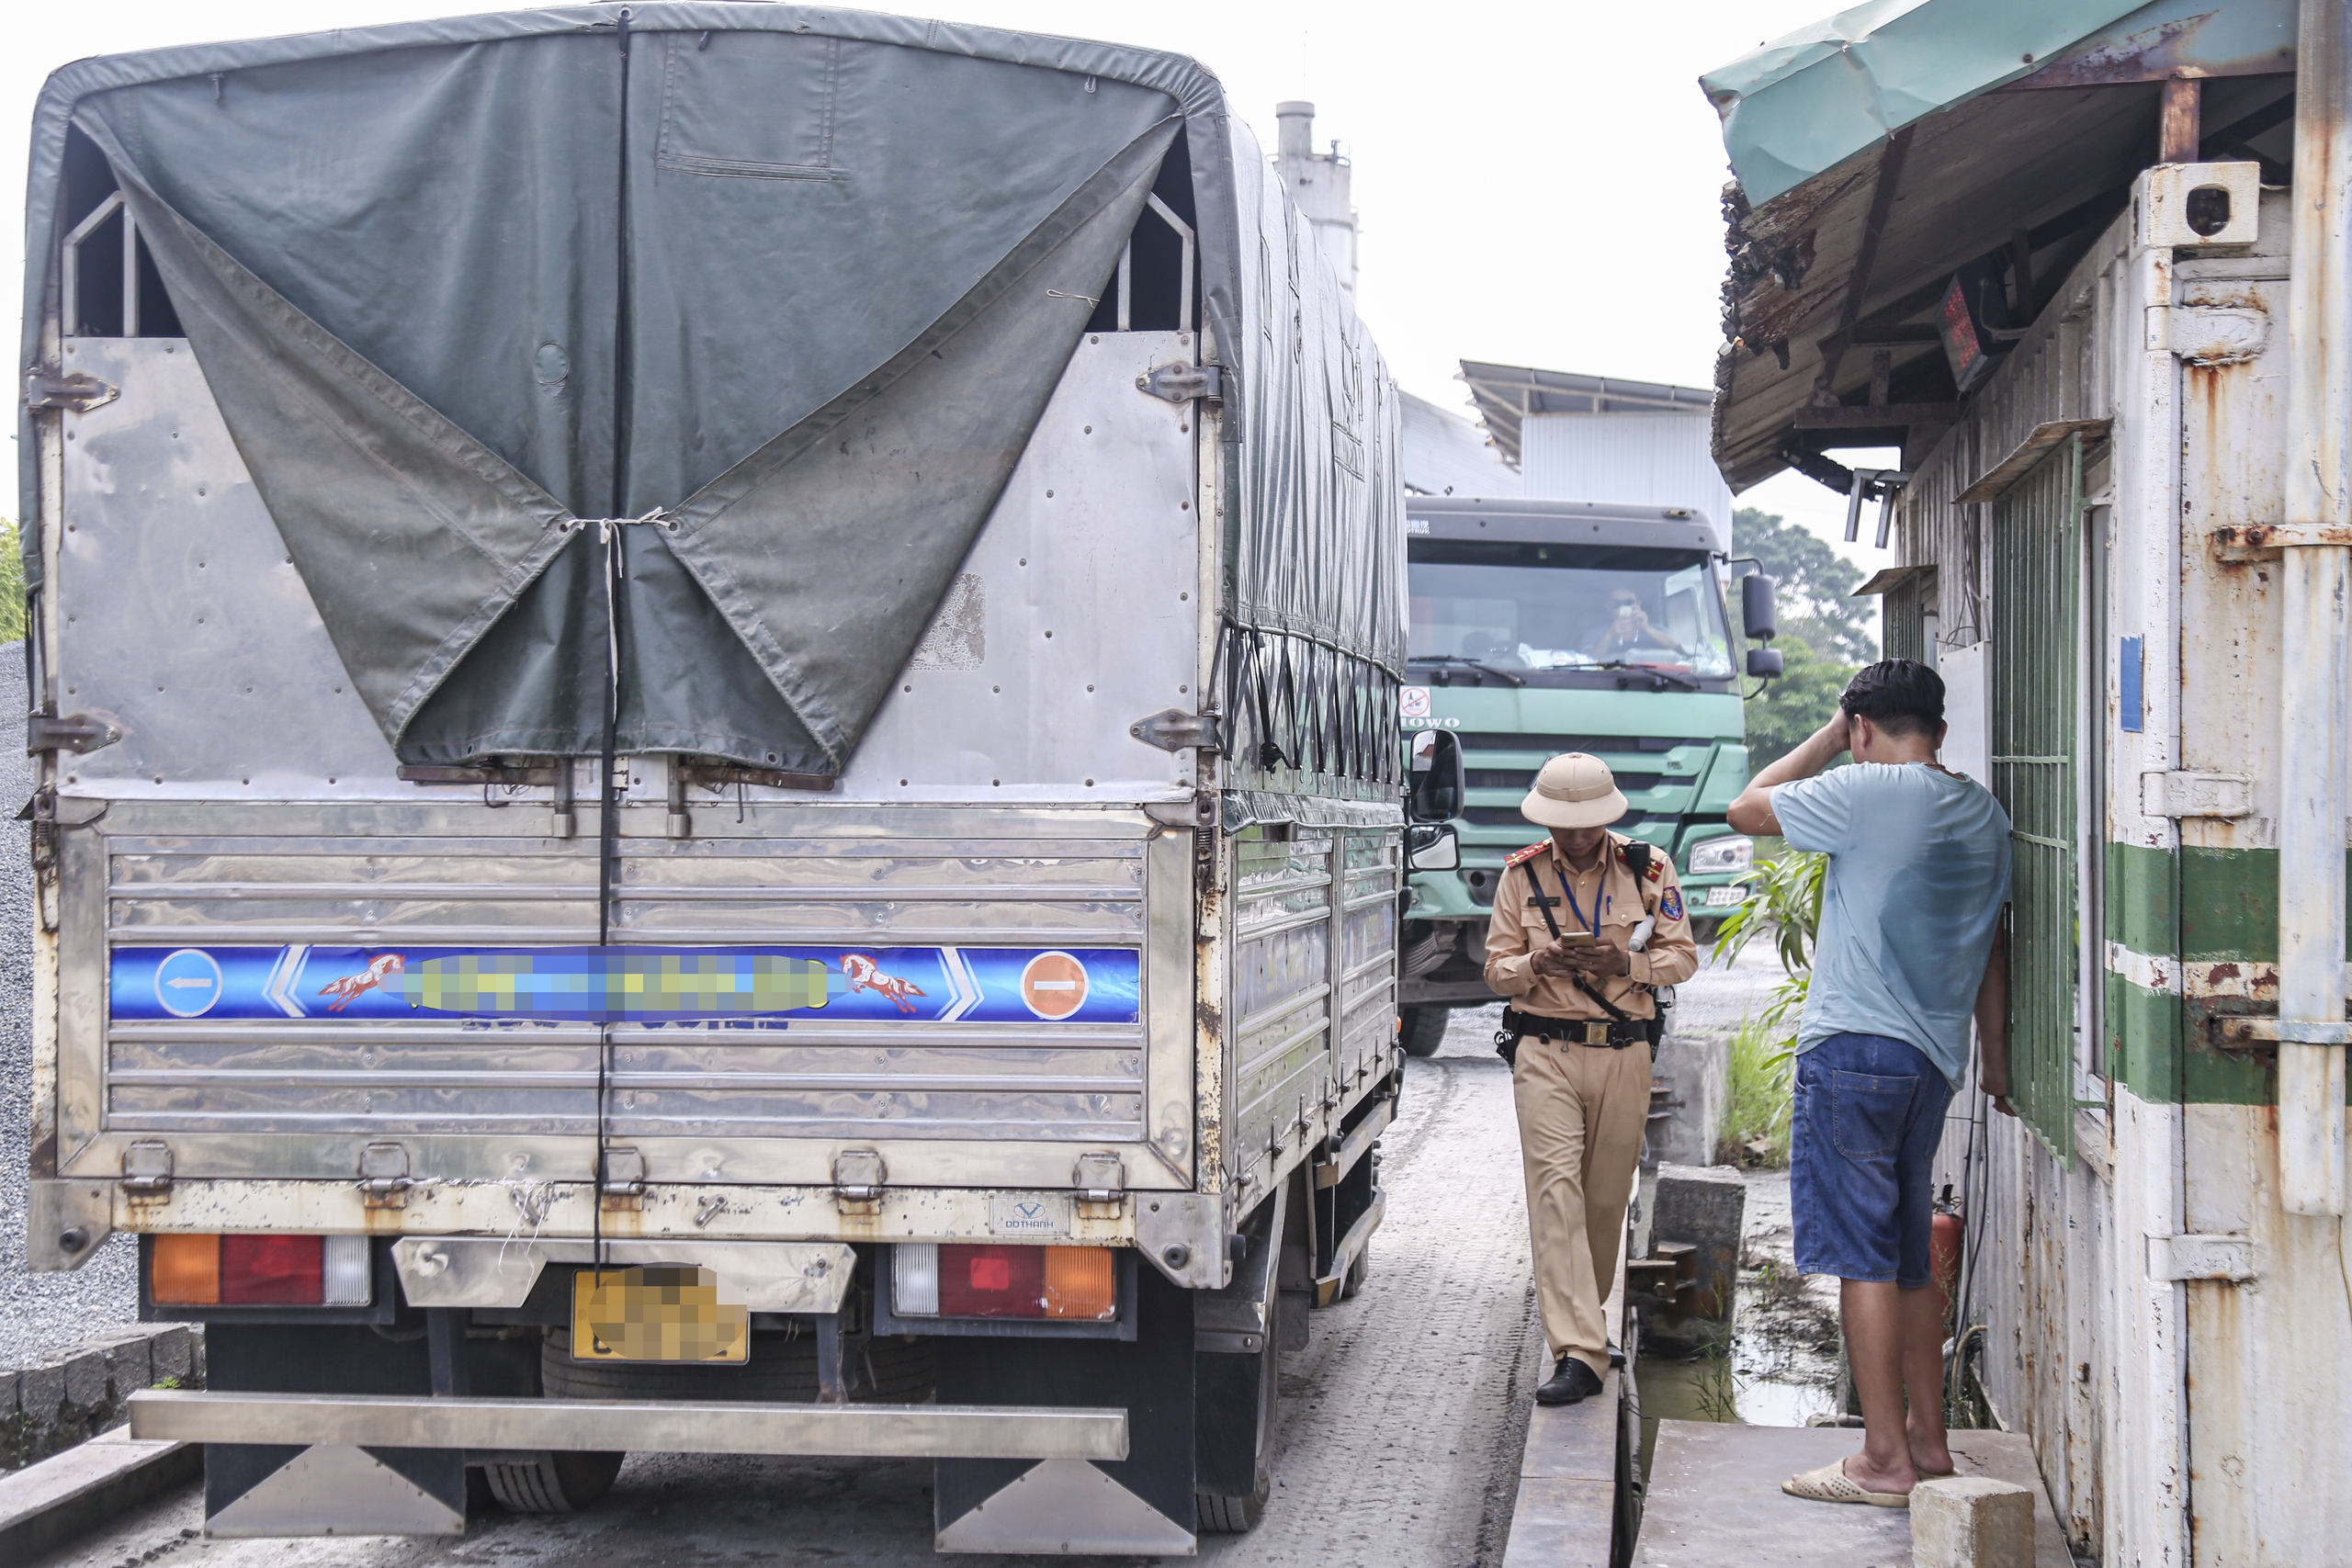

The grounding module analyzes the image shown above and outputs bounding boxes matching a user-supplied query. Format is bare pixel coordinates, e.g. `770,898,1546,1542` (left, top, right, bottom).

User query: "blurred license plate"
1703,886,1748,908
571,1265,749,1363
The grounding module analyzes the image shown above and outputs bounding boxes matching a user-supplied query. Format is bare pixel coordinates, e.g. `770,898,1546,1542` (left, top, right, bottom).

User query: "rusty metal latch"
1130,709,1223,753
1073,1153,1125,1218
2214,1018,2352,1046
1137,362,1222,404
121,1141,174,1196
832,1149,887,1212
2147,1233,2254,1282
358,1142,413,1208
2141,772,2252,819
27,712,121,756
25,370,119,413
600,1146,648,1197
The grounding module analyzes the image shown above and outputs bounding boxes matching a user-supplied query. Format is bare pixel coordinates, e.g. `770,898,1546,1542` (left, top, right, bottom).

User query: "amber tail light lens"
152,1234,222,1304
1042,1246,1116,1321
150,1235,371,1306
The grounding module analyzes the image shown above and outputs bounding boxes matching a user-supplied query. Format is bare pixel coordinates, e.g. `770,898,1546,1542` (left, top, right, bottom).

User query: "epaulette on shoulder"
1504,840,1550,871
1616,839,1666,881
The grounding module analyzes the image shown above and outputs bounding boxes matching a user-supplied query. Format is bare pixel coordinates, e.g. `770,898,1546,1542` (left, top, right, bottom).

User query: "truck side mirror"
1746,647,1784,679
1407,729,1464,822
1406,823,1460,873
1741,572,1779,643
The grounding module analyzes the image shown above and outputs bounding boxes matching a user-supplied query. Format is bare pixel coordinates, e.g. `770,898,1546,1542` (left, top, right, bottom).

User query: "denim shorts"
1790,1032,1954,1286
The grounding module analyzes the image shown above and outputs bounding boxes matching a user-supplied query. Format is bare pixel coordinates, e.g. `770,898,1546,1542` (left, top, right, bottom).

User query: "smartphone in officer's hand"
1555,930,1600,947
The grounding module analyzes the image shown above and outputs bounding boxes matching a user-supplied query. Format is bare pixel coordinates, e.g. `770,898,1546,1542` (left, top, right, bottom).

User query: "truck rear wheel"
481,1450,624,1514
1194,1306,1277,1533
1398,1005,1448,1057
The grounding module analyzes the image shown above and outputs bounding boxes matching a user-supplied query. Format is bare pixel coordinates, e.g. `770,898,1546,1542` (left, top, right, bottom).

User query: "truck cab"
1396,497,1752,1049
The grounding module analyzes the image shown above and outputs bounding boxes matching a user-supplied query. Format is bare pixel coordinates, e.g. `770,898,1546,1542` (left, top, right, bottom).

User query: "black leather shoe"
1536,1356,1607,1405
1608,1340,1625,1369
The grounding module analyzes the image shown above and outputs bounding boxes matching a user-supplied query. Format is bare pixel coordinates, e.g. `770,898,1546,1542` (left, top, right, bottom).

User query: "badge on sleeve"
1661,887,1684,922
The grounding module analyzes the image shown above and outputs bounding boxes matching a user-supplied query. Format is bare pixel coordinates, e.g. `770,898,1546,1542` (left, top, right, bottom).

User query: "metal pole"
2278,0,2352,1215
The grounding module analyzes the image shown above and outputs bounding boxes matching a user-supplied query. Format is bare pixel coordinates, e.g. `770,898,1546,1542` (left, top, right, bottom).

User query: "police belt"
1498,1006,1648,1049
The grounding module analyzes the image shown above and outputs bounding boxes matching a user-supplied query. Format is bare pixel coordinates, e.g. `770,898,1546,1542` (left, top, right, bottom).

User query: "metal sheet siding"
1518,412,1733,533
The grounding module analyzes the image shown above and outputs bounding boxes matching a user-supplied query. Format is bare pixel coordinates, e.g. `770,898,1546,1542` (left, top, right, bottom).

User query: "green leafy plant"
1718,1014,1796,1167
0,521,23,644
1711,847,1829,1167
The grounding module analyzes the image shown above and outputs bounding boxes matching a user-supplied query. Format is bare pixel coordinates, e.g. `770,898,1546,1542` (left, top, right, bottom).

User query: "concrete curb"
1499,1366,1623,1568
0,1425,200,1562
3,1324,206,1473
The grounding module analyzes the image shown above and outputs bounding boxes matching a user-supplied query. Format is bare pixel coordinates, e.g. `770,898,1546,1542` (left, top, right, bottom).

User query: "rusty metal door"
1991,434,2081,1165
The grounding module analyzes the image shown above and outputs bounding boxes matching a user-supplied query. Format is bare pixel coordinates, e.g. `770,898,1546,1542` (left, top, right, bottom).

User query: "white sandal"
1781,1458,1911,1507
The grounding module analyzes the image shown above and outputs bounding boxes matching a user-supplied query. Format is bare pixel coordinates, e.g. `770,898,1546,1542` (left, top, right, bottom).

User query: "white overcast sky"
5,0,1890,570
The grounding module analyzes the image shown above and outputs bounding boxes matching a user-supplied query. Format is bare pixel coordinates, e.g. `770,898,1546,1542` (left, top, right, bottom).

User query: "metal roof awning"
1852,562,1935,596
1702,0,2296,495
1457,361,1713,468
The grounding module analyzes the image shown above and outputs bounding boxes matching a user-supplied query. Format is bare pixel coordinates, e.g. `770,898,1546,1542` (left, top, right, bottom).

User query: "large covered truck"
1395,495,1766,1051
17,8,1407,1553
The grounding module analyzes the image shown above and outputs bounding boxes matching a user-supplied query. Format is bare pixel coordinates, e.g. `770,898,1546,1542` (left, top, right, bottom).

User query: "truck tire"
540,1328,934,1403
1398,1005,1448,1057
1194,1314,1277,1533
1340,1246,1369,1301
481,1450,624,1514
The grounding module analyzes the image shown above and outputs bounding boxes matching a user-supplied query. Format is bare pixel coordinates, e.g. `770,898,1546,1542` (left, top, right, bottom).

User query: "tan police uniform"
1486,756,1700,1381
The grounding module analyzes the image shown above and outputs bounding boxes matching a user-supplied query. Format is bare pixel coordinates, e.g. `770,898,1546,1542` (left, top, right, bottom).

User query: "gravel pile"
0,642,141,1368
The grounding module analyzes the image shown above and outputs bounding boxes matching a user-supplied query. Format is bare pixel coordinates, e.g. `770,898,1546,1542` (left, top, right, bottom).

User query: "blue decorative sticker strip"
110,945,1138,1025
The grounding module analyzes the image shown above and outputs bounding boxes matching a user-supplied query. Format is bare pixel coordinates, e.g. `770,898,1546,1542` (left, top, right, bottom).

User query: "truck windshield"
1407,542,1734,680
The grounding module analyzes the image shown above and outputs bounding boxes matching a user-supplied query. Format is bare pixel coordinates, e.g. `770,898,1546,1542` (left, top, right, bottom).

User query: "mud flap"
200,1324,468,1538
933,1265,1196,1555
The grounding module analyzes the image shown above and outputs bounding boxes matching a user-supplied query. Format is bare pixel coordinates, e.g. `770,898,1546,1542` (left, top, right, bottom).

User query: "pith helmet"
1521,753,1628,830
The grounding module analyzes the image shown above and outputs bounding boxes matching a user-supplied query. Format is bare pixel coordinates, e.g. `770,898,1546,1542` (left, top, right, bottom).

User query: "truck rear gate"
22,6,1408,1554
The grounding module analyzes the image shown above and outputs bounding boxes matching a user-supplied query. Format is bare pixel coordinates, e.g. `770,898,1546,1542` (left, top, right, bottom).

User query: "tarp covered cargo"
21,3,1402,779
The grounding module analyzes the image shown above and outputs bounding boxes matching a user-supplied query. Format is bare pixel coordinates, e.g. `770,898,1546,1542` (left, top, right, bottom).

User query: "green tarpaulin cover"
22,5,1402,778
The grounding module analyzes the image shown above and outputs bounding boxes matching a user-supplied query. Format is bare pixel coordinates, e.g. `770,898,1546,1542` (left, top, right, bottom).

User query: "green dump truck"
1396,496,1765,1053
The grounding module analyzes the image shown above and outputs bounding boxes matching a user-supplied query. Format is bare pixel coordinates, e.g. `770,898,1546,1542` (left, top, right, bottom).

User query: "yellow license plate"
571,1265,749,1363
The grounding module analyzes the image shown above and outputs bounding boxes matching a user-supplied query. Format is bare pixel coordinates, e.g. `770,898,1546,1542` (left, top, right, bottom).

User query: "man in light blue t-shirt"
1727,660,2012,1509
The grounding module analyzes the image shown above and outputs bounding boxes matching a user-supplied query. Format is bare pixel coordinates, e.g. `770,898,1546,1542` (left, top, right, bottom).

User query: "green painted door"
1992,436,2081,1164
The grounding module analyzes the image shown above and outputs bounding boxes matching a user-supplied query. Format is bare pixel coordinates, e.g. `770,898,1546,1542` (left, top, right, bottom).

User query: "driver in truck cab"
1585,585,1659,660
1485,753,1699,1405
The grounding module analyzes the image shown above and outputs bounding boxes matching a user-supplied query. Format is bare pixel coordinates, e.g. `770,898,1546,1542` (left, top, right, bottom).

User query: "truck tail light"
150,1235,371,1306
892,1243,1117,1321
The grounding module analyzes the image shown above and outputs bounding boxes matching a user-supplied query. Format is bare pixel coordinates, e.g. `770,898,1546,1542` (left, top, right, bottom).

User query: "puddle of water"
1629,1168,1844,1475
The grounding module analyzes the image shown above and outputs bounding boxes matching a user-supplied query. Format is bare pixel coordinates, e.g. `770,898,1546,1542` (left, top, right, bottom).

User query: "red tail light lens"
939,1245,1044,1317
220,1235,324,1303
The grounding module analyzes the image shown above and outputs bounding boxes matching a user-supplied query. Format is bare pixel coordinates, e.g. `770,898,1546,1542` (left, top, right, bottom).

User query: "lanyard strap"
1555,864,1606,931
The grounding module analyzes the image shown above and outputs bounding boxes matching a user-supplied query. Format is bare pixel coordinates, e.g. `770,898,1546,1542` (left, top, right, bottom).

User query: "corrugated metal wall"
1519,412,1733,529
1905,212,2124,1562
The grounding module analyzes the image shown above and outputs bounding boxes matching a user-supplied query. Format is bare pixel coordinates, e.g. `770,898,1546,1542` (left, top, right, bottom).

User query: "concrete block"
0,1425,202,1562
93,1334,152,1399
1643,1164,1746,1353
58,1348,109,1413
0,1369,17,1419
188,1325,207,1385
1647,1030,1729,1168
1912,1475,2035,1568
17,1363,64,1426
148,1326,196,1385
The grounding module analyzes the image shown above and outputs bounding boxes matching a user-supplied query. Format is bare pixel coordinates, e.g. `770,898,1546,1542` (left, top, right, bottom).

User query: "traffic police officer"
1486,753,1699,1404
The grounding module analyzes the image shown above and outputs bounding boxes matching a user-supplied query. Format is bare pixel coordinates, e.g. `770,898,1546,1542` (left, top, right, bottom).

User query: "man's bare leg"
1901,1283,1952,1476
1837,1279,1920,1494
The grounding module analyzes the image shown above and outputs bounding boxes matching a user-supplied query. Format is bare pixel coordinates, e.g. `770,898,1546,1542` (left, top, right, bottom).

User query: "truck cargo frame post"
19,6,1407,1552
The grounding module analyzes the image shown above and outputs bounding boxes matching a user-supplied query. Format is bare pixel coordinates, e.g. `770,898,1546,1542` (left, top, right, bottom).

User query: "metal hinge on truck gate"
26,710,121,755
24,369,119,413
1136,361,1222,403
